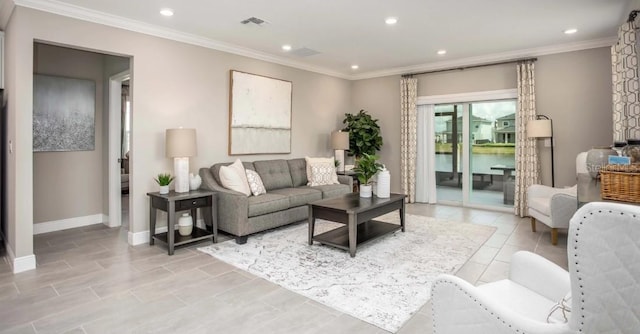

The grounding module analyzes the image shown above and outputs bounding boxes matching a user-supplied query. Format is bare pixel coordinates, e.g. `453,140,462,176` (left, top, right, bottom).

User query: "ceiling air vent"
240,17,267,26
291,47,321,57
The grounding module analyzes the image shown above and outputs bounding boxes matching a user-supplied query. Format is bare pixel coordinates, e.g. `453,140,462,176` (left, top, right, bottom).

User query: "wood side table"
147,190,217,255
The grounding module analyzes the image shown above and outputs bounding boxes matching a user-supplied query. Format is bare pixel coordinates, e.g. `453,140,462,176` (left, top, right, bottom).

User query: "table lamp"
526,115,554,187
331,131,349,172
166,128,197,193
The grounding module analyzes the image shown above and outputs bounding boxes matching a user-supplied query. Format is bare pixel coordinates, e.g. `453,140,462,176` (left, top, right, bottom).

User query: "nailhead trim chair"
431,202,640,333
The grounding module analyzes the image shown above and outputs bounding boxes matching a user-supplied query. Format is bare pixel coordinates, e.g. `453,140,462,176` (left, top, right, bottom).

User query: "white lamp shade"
331,131,350,150
166,128,197,157
527,119,552,138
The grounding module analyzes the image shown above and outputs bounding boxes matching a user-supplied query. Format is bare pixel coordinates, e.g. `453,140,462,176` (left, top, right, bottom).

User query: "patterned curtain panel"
612,20,640,142
514,61,540,217
400,77,418,203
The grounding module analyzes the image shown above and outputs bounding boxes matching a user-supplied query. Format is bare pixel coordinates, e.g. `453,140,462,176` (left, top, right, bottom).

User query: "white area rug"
198,213,495,332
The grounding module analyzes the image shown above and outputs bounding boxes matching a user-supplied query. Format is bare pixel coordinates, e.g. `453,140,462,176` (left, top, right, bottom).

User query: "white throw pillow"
307,163,340,187
218,159,251,196
245,169,266,196
305,157,339,186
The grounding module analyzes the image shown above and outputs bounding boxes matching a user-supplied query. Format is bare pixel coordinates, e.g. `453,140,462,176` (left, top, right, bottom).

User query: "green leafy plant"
343,109,383,158
334,159,341,168
353,153,383,185
155,173,174,186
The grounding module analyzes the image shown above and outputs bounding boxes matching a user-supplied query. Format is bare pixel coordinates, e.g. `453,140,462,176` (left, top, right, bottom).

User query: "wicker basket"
600,164,640,203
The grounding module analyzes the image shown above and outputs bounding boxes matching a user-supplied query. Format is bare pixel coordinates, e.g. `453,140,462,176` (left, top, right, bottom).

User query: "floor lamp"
331,131,349,173
166,128,197,193
526,115,554,187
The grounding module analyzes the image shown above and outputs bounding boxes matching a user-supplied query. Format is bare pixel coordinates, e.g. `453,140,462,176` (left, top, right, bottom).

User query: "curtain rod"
401,57,538,78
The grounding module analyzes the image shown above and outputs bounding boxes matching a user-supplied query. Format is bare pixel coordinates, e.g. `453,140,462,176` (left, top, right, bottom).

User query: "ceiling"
13,0,634,79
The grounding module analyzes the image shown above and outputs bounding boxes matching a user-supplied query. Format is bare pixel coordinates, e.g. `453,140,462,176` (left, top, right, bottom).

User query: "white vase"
159,185,169,194
360,184,372,198
189,173,202,190
178,213,193,236
376,167,390,198
586,147,616,178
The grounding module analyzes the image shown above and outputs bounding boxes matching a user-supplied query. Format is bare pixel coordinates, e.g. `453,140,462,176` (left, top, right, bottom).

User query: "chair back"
568,202,640,333
575,152,588,174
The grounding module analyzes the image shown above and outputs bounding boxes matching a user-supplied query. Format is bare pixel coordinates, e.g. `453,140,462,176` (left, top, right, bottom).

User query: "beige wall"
351,48,613,194
33,43,105,224
4,7,351,258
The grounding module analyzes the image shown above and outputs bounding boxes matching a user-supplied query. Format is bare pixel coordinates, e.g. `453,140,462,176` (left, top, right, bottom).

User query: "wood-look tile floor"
0,203,568,334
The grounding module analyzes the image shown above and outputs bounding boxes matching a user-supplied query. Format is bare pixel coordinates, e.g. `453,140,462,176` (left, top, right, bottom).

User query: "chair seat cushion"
270,187,322,207
247,193,289,217
477,279,557,323
528,196,551,216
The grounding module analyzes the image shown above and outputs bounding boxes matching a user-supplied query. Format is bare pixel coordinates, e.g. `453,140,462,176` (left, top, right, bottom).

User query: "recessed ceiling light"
160,8,174,17
385,17,398,25
564,28,578,35
351,65,359,70
437,49,447,55
282,45,292,51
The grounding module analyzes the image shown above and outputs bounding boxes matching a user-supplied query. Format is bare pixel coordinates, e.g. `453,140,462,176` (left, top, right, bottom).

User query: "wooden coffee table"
308,193,406,257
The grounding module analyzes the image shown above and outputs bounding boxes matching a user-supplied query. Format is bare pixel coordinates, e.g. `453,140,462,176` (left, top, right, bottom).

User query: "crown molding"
352,37,616,80
13,0,351,79
15,0,617,81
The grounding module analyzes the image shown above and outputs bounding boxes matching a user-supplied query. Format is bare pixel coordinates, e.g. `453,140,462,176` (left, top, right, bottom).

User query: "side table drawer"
176,196,211,210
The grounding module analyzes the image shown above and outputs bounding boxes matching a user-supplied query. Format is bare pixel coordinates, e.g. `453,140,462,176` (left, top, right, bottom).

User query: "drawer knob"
192,201,197,205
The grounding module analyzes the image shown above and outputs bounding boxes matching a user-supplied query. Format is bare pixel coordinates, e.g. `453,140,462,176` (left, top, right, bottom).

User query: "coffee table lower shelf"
312,220,400,251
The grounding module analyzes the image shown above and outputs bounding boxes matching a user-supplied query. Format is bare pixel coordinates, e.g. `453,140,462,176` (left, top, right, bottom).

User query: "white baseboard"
128,218,206,246
33,214,108,235
4,239,36,273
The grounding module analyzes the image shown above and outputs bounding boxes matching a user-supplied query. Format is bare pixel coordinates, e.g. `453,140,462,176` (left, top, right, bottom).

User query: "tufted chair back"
568,202,640,333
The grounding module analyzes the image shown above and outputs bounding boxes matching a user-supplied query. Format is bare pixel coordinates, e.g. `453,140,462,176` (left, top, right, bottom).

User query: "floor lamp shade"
331,131,349,172
166,128,197,193
526,119,552,138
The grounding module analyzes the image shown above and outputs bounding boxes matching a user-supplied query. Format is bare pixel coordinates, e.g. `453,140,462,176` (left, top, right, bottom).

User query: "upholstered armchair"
431,202,640,334
527,152,587,245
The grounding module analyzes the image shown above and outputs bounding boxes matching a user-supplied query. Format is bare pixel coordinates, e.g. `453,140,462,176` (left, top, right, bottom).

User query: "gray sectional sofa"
199,158,352,244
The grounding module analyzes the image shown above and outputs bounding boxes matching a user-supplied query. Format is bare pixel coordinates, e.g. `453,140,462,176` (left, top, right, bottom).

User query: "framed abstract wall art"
229,70,292,155
33,74,96,152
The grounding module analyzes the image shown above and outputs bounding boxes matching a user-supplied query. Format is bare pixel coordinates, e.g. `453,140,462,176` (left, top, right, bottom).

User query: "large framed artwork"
229,70,292,155
33,74,96,152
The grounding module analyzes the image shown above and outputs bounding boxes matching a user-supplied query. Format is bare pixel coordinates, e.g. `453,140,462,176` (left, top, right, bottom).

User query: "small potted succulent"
353,153,383,198
155,173,174,194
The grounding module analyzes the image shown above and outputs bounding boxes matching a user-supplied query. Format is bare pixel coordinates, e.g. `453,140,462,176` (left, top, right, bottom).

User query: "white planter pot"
360,185,372,198
159,185,170,194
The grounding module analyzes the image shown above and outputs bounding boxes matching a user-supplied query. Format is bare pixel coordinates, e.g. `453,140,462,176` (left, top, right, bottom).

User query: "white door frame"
107,70,130,228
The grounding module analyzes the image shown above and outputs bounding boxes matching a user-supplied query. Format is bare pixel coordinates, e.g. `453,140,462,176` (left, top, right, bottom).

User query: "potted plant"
353,153,383,198
155,173,174,194
343,109,383,159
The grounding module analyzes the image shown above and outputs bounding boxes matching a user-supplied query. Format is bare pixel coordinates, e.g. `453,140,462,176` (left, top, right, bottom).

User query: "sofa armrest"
509,251,570,302
337,175,353,191
432,275,573,334
199,167,249,236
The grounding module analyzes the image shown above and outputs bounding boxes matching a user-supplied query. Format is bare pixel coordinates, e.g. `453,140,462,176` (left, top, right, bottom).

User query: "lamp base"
334,149,345,173
174,157,190,193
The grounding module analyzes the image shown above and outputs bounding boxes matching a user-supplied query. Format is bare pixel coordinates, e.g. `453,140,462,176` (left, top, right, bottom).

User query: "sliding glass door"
420,93,517,210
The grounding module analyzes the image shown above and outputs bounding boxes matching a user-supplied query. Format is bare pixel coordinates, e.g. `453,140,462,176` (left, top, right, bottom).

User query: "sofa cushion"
245,169,266,196
247,193,290,217
254,160,294,191
219,159,251,196
305,184,350,199
211,161,255,185
305,156,339,186
287,158,308,187
270,187,322,208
